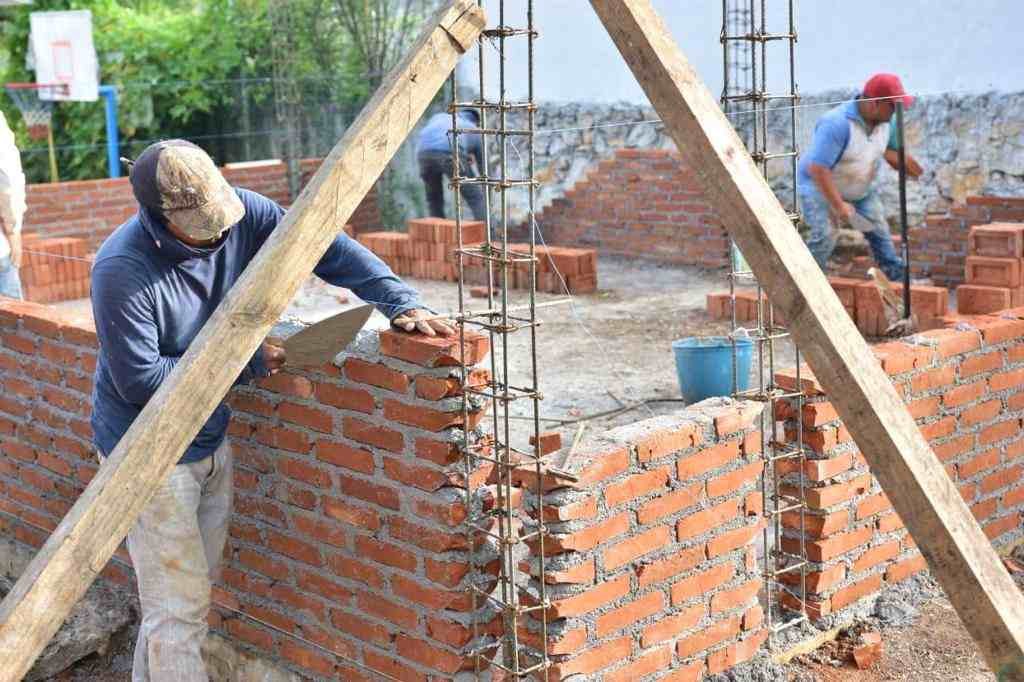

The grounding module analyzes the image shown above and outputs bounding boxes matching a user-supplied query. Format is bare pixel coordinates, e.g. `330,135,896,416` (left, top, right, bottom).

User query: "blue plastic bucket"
672,336,753,403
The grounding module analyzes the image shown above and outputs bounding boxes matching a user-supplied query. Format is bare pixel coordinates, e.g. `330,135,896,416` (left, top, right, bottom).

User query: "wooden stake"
0,3,485,679
588,0,1024,677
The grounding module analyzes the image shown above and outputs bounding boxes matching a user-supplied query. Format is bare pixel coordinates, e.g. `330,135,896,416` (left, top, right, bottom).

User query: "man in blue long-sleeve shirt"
416,109,486,219
90,139,452,681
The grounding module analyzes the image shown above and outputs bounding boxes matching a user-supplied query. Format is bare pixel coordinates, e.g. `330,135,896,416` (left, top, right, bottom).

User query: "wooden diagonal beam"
0,2,485,679
588,0,1024,677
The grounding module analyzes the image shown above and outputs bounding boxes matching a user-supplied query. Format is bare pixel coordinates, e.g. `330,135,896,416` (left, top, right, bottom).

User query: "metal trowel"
282,304,374,367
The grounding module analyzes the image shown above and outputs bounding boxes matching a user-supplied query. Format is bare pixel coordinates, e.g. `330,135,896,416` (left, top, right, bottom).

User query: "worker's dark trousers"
418,151,486,220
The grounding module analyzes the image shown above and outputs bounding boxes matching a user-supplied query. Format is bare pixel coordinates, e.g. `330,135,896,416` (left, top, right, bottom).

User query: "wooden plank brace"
588,0,1024,677
0,2,485,679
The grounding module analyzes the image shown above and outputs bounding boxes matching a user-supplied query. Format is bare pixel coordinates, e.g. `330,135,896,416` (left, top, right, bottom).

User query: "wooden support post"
0,2,485,679
589,0,1024,677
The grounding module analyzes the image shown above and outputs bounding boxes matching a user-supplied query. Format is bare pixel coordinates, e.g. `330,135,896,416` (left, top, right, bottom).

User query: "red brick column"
516,400,767,680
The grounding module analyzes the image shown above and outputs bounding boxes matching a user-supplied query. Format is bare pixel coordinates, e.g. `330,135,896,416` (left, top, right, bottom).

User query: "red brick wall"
773,311,1024,621
0,298,778,680
525,149,730,267
514,401,767,680
22,159,381,252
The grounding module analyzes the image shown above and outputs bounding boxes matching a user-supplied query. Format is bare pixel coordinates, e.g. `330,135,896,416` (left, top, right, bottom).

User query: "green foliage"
0,0,248,182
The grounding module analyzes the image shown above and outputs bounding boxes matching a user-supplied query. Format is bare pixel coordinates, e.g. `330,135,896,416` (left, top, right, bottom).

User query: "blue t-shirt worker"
797,73,923,281
90,139,453,681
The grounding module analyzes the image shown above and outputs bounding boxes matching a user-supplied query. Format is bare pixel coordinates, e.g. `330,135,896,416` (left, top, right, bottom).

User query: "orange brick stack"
707,276,950,337
358,218,598,294
957,223,1024,314
18,236,91,304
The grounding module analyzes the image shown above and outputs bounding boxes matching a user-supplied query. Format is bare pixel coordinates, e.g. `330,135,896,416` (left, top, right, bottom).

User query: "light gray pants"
121,440,234,682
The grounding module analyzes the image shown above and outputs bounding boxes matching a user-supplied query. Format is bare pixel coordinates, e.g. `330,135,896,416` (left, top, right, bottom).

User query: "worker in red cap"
797,73,923,280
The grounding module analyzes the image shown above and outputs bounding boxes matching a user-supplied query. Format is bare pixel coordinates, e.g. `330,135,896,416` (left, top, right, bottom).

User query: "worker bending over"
416,108,486,220
798,73,923,280
90,140,452,681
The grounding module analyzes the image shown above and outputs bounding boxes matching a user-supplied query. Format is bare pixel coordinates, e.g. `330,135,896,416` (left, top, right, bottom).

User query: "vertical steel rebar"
452,1,548,677
721,0,809,645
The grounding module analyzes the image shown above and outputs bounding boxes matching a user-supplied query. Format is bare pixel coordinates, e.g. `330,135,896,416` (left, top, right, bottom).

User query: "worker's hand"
905,156,924,179
831,201,856,224
7,232,20,269
392,309,455,337
261,342,286,375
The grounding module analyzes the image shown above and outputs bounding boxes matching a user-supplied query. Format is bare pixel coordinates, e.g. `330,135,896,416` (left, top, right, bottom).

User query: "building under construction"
2,1,1024,681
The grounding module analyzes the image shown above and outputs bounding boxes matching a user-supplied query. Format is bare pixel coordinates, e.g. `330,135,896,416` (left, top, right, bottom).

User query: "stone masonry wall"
773,311,1024,624
22,158,381,252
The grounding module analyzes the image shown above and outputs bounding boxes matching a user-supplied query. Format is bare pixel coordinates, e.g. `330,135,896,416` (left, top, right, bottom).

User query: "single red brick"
604,466,670,507
635,545,705,588
707,460,763,498
595,590,666,637
343,357,410,393
671,561,735,606
851,540,900,574
641,603,705,647
831,573,884,611
379,329,489,367
676,615,741,658
961,400,1002,427
707,520,764,557
710,577,761,614
636,423,702,462
604,645,673,682
547,574,630,619
343,416,403,452
603,525,672,570
677,440,740,481
257,372,314,399
676,499,739,541
317,383,376,414
942,381,987,407
980,419,1022,446
548,636,632,680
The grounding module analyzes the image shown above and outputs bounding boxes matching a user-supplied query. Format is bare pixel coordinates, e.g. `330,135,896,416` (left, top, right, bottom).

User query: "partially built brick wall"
5,294,1024,678
773,312,1024,623
520,149,730,267
0,297,775,680
22,158,381,251
513,402,768,680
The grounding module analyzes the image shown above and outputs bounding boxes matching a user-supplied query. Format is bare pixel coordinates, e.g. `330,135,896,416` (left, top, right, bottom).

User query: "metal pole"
896,100,910,319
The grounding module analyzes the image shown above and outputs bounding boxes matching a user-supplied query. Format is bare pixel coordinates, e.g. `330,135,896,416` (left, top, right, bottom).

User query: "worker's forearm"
808,164,845,210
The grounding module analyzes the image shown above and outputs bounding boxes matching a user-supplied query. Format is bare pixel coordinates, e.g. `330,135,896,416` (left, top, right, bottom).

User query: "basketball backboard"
28,10,98,102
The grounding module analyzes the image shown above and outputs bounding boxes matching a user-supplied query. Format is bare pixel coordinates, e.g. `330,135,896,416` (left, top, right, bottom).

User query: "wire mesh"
721,0,810,644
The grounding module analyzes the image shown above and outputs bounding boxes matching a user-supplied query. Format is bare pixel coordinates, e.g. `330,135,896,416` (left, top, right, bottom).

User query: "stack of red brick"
17,236,92,304
956,223,1024,314
358,218,598,294
707,276,950,337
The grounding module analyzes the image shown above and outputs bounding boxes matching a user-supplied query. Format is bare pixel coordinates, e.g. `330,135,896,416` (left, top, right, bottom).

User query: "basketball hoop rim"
4,82,70,95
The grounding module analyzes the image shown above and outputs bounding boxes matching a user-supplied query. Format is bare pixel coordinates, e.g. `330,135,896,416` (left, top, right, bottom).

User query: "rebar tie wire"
451,1,550,678
722,0,810,642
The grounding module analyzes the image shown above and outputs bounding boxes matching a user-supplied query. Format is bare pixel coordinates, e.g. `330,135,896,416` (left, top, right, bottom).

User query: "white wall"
459,0,1023,103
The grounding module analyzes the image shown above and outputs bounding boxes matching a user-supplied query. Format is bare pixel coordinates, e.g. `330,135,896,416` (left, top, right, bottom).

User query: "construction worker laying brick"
89,139,452,682
416,108,486,220
798,73,923,281
0,110,26,300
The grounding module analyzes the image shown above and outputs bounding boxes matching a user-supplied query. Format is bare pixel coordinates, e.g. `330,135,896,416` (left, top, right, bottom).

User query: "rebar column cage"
721,0,810,643
451,1,551,678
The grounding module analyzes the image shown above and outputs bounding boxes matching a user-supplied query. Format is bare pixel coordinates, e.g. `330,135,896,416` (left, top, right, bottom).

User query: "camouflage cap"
128,139,245,241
